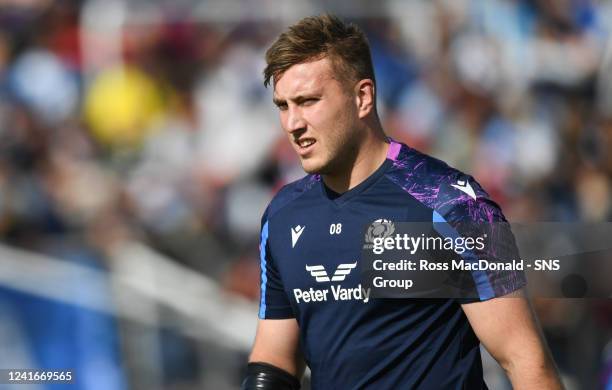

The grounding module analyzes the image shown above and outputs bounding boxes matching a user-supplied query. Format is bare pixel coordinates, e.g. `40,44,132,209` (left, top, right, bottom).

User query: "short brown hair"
263,14,376,89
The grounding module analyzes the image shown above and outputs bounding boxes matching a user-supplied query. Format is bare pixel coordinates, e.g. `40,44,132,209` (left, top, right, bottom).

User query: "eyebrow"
272,96,286,106
272,93,320,106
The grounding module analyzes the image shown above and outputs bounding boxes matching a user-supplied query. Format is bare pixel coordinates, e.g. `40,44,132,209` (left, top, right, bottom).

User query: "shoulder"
262,174,321,223
385,142,506,223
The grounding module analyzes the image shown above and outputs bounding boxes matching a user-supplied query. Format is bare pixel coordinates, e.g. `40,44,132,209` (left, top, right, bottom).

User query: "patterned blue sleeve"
433,174,527,302
385,142,526,301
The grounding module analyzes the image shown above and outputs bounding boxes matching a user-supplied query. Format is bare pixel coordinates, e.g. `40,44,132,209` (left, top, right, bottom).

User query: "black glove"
240,362,301,390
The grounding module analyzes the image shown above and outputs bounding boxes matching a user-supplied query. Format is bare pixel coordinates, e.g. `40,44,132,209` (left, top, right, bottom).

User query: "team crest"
363,219,395,250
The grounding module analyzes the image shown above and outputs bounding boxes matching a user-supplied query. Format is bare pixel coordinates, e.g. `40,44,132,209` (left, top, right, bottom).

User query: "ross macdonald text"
372,259,560,271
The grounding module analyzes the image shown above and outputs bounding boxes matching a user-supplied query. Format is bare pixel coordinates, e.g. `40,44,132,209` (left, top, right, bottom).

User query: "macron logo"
305,262,357,283
291,225,305,248
451,179,477,200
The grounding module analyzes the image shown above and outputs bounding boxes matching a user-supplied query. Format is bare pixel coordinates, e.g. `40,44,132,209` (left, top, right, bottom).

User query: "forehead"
273,57,338,98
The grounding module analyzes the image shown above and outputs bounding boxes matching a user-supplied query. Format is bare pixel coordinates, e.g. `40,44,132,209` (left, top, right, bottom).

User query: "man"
242,14,562,389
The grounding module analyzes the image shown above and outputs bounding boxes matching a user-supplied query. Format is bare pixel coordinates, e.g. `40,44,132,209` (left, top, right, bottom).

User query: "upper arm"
440,179,561,386
254,210,304,376
249,318,305,377
461,289,547,367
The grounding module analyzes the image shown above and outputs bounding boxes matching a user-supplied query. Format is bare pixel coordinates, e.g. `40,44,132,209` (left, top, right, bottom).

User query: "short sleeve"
433,185,527,303
258,213,295,319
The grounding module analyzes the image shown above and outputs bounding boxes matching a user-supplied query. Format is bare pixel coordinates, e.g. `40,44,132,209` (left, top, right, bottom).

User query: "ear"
354,79,375,119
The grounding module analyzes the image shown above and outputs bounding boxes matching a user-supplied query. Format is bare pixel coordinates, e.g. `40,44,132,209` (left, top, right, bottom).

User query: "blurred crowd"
0,0,610,389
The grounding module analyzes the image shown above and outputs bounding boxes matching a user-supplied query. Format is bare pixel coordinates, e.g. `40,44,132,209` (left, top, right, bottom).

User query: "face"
273,57,361,175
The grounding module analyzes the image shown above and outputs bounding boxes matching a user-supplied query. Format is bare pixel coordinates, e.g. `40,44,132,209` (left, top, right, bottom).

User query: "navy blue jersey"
258,141,525,389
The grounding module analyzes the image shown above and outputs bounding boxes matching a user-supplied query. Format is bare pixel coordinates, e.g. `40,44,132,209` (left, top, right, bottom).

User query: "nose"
285,106,306,134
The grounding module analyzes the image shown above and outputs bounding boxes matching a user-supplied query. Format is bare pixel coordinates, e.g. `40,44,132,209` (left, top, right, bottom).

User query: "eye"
302,98,319,106
276,102,288,111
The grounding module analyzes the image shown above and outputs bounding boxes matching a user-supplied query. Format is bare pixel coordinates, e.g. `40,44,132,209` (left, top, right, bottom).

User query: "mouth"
295,137,316,156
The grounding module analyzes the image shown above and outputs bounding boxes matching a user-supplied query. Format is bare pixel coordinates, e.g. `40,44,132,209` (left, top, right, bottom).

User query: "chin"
300,158,328,175
301,163,321,174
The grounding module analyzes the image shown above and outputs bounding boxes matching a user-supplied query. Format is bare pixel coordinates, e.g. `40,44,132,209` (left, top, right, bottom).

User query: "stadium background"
0,0,610,389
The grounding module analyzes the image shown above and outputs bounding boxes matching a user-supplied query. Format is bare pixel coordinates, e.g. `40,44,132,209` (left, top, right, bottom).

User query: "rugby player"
242,14,563,389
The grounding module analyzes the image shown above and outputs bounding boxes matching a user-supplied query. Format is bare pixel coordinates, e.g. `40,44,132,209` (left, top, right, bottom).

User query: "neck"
322,126,389,194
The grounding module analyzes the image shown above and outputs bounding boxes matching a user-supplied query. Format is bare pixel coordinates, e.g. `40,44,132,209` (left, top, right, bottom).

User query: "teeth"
299,139,314,148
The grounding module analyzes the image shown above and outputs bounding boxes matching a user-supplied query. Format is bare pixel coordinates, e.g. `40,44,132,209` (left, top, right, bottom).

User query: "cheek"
305,106,330,130
309,100,349,134
279,112,289,131
327,102,355,140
